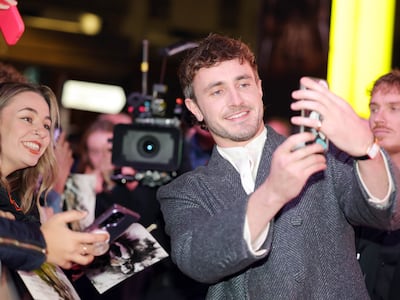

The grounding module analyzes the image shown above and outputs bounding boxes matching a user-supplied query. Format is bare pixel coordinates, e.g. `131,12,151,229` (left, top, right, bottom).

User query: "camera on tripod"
112,119,183,172
110,40,197,186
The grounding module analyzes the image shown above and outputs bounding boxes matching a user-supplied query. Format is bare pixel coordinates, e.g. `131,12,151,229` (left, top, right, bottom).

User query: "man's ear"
185,98,204,122
257,79,263,97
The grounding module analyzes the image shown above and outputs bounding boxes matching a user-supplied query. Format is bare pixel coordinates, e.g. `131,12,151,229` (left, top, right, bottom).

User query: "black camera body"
112,121,183,172
110,40,195,185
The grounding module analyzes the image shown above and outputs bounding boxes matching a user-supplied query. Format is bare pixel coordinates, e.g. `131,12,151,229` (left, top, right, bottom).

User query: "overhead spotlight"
24,12,102,35
79,13,102,35
61,80,126,113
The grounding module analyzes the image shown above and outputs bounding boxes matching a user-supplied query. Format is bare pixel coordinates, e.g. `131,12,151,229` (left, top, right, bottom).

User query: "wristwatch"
355,139,380,160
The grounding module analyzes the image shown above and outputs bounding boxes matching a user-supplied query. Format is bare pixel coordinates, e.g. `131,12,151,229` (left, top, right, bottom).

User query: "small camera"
111,122,183,172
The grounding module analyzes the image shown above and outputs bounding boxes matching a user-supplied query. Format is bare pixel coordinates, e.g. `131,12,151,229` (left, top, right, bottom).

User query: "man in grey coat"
157,33,400,299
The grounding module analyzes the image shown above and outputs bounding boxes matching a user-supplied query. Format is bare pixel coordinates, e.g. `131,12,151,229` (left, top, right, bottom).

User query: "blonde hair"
0,82,60,213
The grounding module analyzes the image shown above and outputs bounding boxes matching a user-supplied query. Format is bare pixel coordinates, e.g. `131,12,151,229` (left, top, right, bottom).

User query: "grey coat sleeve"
329,146,400,230
157,158,272,284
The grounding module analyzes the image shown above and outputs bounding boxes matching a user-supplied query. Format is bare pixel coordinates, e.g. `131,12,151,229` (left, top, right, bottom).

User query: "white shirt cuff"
244,216,269,256
355,149,393,208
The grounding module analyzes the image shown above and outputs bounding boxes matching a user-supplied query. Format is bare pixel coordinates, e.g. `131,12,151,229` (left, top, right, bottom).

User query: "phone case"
0,5,25,45
84,204,141,242
300,109,328,150
298,79,329,151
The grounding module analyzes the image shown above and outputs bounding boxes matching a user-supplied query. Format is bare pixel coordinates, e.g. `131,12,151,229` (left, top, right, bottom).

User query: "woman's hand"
0,209,15,220
41,210,109,269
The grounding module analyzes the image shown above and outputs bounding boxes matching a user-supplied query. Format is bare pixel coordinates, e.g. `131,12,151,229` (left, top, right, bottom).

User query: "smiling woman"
0,82,110,275
0,82,59,216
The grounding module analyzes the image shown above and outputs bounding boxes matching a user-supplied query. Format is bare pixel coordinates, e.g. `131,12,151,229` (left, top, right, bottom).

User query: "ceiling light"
79,13,102,35
23,12,102,35
61,80,126,113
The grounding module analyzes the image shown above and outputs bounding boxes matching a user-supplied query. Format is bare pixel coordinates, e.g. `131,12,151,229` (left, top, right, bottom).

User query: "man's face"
369,89,400,155
185,59,265,147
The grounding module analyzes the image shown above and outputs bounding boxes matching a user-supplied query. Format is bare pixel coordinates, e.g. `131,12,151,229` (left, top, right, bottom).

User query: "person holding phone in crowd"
0,82,110,271
357,69,400,300
0,60,109,268
157,33,400,299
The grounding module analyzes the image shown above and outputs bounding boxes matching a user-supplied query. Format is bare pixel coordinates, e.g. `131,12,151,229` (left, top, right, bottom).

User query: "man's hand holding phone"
292,77,329,152
292,76,377,159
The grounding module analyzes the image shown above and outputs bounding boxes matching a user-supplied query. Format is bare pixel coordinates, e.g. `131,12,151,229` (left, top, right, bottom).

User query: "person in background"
97,112,132,125
157,33,400,299
74,114,140,195
357,69,400,300
0,62,27,83
76,119,117,194
185,124,215,169
181,104,214,170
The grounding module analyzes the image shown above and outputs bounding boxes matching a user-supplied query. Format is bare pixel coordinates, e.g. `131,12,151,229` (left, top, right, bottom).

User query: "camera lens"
137,135,160,158
100,212,124,228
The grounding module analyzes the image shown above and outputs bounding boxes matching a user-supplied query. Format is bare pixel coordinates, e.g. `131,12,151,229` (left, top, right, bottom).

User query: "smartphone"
298,78,329,151
84,204,140,243
0,5,25,45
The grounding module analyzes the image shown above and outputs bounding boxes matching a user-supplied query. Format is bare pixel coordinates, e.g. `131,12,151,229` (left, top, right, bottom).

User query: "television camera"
111,40,198,187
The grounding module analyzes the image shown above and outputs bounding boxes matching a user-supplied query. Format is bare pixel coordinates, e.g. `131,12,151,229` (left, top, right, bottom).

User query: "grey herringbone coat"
157,126,400,300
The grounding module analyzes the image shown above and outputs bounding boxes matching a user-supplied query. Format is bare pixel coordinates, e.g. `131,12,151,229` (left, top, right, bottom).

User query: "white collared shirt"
217,128,269,254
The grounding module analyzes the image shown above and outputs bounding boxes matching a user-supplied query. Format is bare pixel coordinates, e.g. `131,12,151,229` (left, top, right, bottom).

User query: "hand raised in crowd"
53,130,74,194
120,166,139,191
40,210,109,269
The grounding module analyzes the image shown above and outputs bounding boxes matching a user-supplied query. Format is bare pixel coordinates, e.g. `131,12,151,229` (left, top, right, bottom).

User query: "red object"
0,5,25,45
